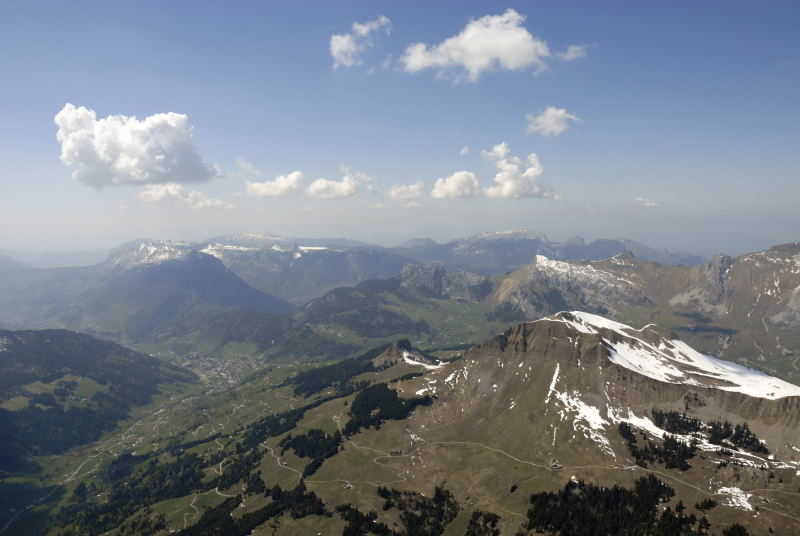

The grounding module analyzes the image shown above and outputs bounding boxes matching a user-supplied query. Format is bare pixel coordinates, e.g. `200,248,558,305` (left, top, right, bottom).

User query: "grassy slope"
29,345,800,536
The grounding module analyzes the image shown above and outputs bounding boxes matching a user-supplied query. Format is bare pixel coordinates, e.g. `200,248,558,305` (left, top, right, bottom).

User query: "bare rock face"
400,263,491,301
489,254,652,318
401,263,447,296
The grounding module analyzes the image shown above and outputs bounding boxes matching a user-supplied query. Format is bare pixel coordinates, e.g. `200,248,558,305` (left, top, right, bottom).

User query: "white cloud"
138,183,232,209
459,145,470,156
307,177,357,199
635,196,659,208
526,106,579,136
431,171,480,199
237,159,302,197
330,15,391,69
400,9,549,81
482,142,555,199
557,44,587,61
245,171,303,198
307,169,373,199
54,103,218,188
389,181,425,203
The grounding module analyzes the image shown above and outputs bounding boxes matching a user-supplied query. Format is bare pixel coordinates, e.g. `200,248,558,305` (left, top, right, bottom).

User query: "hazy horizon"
1,225,793,268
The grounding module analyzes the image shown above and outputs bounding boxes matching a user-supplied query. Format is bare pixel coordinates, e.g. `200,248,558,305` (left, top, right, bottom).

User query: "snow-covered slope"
105,239,192,269
200,243,259,260
533,255,638,290
540,311,800,400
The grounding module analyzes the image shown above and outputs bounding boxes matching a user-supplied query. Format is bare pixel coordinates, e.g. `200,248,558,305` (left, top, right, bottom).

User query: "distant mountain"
201,232,375,251
0,240,290,344
175,231,704,305
102,239,194,270
291,265,508,354
140,263,498,361
390,230,704,275
399,262,492,300
0,328,194,473
197,240,410,304
81,249,291,342
619,238,705,266
0,232,704,318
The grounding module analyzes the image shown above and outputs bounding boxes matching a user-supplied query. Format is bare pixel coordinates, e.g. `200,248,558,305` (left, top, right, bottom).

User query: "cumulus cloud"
236,159,303,198
54,103,218,188
459,145,470,156
246,171,303,197
330,15,391,69
400,9,549,81
431,171,480,199
307,169,373,199
389,181,425,204
557,44,587,61
138,183,232,209
526,106,579,136
635,196,659,208
482,142,555,199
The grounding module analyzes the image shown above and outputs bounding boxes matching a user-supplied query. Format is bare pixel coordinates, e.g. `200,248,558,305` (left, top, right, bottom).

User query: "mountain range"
2,228,800,534
0,241,290,344
2,236,800,387
486,244,800,383
17,312,800,535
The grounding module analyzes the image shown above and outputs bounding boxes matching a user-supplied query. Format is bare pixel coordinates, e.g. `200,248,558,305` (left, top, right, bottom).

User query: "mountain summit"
410,311,800,470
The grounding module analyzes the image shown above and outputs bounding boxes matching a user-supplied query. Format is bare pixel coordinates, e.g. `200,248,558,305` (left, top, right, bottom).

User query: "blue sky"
1,1,798,256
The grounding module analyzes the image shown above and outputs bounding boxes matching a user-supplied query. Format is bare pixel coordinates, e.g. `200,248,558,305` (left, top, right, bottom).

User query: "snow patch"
716,487,753,511
200,243,258,259
402,351,444,371
111,240,191,267
544,363,560,404
534,255,637,289
544,311,800,400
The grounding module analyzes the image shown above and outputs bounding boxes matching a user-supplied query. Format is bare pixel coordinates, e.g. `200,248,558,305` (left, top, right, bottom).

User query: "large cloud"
482,142,555,199
307,169,373,199
431,171,480,199
526,106,579,136
54,103,218,188
400,9,549,81
138,183,232,209
330,15,391,69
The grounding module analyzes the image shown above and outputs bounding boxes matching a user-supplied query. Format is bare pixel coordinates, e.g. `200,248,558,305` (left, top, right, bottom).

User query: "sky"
1,1,798,258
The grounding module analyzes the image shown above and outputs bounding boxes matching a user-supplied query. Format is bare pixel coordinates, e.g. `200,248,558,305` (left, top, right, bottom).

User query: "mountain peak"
105,239,193,269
